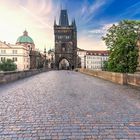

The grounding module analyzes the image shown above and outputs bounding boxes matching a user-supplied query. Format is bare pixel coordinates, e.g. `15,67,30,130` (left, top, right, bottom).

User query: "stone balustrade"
79,69,140,87
0,68,49,84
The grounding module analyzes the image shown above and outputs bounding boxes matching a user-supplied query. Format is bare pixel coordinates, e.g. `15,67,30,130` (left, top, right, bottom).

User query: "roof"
86,50,109,56
77,48,86,52
16,30,34,44
59,10,69,26
0,41,10,48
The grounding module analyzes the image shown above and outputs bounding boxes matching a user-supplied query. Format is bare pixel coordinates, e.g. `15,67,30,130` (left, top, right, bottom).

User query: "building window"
62,47,65,52
66,36,70,39
13,57,17,62
1,57,6,61
13,50,17,54
58,35,63,39
1,50,6,54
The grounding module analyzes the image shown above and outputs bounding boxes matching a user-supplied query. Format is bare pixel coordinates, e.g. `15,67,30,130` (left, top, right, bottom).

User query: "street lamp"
51,54,54,69
84,55,86,69
44,47,47,68
29,47,33,69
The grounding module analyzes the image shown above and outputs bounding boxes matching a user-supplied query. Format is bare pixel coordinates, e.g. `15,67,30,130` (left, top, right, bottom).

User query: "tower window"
62,43,66,52
62,47,65,52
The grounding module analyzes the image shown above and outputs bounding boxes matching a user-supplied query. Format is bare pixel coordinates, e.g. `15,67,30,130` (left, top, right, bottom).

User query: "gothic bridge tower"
54,9,77,70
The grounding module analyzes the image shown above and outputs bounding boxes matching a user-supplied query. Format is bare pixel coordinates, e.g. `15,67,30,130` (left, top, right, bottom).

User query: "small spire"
54,18,56,26
44,46,46,54
72,19,76,28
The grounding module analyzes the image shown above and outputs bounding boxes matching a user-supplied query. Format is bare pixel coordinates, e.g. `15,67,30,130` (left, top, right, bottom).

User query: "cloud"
0,0,57,50
0,0,113,51
88,23,116,35
19,5,52,29
89,0,106,14
79,0,106,24
78,36,107,50
77,22,118,50
78,0,113,26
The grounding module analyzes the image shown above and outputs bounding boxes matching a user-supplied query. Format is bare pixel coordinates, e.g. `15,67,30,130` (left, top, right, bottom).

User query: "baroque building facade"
77,48,109,70
54,9,77,70
0,41,30,71
16,30,44,69
86,50,109,70
77,48,87,68
0,30,44,71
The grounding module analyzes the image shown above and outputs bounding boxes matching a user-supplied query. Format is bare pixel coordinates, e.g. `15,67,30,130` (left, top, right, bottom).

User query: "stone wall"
79,69,140,87
0,69,48,84
127,74,140,87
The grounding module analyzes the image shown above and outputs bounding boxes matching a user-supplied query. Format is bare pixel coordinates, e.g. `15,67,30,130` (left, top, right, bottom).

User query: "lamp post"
51,54,54,69
29,47,33,69
44,47,47,69
84,55,86,69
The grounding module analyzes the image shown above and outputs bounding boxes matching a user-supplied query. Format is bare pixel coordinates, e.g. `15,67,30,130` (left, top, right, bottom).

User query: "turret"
72,19,76,29
54,19,57,26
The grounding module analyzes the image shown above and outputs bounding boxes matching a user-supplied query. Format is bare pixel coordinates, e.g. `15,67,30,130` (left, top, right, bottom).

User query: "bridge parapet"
0,68,49,84
79,69,140,88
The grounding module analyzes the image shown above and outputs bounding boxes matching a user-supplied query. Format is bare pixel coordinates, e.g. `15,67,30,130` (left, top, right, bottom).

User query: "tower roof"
59,10,69,26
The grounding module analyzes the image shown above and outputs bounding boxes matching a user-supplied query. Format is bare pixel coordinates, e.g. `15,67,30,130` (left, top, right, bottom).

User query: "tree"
102,20,140,73
0,59,17,71
102,61,108,71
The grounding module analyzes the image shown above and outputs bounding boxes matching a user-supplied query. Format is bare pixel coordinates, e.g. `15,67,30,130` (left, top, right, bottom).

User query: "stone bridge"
0,71,140,139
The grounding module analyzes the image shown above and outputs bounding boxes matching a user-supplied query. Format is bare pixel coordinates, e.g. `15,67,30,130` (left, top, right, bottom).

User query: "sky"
0,0,140,51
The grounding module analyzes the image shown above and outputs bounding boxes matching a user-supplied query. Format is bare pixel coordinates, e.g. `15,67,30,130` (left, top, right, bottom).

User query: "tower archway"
59,58,70,70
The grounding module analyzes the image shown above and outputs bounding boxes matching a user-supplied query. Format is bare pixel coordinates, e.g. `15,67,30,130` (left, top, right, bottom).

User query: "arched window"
62,43,66,52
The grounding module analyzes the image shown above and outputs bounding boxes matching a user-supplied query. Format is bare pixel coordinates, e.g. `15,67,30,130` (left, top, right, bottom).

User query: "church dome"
16,30,34,44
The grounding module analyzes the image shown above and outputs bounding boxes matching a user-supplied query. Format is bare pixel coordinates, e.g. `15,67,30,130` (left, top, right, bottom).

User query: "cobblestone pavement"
0,71,140,140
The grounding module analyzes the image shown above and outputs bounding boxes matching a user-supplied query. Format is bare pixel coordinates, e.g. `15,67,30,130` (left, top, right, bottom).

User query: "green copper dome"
16,30,34,44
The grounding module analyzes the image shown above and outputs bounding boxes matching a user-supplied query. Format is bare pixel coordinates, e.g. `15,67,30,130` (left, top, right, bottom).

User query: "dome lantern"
23,30,28,36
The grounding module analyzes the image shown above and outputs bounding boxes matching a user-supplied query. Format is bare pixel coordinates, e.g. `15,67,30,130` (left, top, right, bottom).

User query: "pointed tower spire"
44,46,46,54
59,9,69,26
73,19,76,27
72,19,76,30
